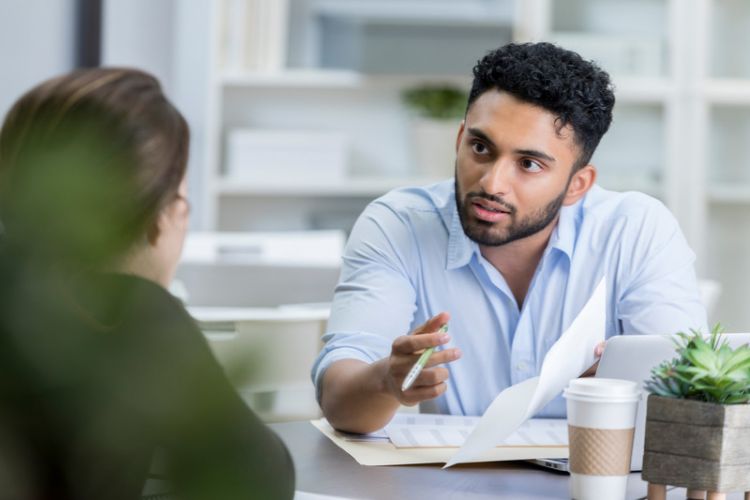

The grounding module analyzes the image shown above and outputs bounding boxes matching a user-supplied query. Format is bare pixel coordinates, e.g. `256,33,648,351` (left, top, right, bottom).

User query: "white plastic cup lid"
563,378,640,401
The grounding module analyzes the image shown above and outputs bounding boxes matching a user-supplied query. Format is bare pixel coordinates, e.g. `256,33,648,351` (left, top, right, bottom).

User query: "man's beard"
454,176,568,247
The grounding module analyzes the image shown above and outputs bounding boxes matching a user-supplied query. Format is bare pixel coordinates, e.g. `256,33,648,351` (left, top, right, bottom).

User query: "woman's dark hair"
0,68,189,265
468,42,615,170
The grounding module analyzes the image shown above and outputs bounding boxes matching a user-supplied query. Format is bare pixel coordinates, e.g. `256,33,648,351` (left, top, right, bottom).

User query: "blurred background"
2,0,748,421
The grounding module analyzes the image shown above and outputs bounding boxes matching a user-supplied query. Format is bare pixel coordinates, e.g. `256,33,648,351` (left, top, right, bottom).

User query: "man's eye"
471,142,488,155
521,159,543,173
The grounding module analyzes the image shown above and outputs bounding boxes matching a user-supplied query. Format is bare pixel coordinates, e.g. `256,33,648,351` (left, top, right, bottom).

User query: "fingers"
397,367,451,405
580,342,605,377
387,312,455,404
594,341,606,357
412,312,450,335
401,384,447,405
580,360,599,378
392,329,450,355
408,367,449,388
392,311,451,355
388,348,461,379
423,347,461,368
400,371,448,405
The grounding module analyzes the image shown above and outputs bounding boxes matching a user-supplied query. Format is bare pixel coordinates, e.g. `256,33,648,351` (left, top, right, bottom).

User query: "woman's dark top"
0,261,295,500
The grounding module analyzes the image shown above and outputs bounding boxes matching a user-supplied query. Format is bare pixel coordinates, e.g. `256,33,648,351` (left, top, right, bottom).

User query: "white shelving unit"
215,175,446,197
173,0,513,233
698,0,750,329
170,0,750,328
518,0,691,235
311,0,513,24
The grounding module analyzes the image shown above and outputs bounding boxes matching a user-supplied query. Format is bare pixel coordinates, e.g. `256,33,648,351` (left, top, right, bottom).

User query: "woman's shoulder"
101,273,193,323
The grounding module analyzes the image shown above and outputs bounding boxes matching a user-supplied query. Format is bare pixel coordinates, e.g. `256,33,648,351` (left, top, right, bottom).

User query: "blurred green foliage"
401,84,468,120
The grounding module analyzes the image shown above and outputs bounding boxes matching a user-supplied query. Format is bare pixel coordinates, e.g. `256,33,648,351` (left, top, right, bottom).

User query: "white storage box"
225,129,348,183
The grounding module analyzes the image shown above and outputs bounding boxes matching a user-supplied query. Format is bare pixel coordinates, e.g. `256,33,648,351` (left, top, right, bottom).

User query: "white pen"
401,324,449,392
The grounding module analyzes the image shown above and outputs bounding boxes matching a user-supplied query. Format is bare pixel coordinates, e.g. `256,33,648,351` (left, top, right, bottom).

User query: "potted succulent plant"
401,84,467,178
642,326,750,499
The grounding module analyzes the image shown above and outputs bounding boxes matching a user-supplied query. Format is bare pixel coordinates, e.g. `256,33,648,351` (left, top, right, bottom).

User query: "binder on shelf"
220,0,289,74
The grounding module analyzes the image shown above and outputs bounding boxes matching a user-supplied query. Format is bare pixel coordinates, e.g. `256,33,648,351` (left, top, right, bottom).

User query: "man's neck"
479,217,559,309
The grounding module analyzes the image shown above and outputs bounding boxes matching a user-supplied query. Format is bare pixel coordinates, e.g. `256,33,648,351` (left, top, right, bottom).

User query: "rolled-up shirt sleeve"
311,200,420,401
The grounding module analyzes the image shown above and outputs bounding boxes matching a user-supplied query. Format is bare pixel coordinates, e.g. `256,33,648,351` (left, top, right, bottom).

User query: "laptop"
530,333,750,473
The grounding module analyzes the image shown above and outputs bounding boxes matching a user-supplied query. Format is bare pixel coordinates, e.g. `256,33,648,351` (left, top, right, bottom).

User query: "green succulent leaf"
645,324,750,404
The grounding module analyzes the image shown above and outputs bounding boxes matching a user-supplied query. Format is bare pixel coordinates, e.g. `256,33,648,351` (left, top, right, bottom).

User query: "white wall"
0,0,77,120
102,0,214,230
101,0,177,94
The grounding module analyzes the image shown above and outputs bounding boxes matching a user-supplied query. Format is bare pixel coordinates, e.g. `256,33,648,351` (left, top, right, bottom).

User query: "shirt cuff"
311,345,381,404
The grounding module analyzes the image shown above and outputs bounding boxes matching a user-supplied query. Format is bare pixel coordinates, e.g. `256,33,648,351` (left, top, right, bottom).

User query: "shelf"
219,71,670,98
189,306,330,324
215,176,447,197
704,79,750,105
312,0,513,26
220,69,363,88
708,184,750,204
220,69,472,89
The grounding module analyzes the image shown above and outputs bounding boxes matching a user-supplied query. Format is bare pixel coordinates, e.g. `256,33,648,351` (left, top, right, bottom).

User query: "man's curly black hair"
468,42,615,170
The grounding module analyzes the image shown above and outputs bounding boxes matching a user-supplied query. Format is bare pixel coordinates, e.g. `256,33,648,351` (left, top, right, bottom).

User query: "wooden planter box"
642,394,750,492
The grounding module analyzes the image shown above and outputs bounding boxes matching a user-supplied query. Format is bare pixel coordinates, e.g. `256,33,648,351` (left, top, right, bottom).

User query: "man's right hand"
319,312,462,433
384,312,462,406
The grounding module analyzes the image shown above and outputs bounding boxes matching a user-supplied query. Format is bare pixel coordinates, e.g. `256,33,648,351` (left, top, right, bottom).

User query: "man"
312,42,707,434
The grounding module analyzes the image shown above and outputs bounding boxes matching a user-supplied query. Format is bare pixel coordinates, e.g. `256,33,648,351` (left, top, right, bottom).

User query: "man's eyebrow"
515,148,556,164
467,127,556,163
466,127,495,147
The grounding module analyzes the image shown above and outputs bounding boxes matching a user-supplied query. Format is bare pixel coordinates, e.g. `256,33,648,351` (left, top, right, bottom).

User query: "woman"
0,68,294,499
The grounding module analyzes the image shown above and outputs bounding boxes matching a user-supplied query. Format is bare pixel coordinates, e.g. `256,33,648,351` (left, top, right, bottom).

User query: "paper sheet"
336,413,479,443
386,417,567,448
294,491,361,500
335,428,389,442
444,277,606,467
310,419,568,466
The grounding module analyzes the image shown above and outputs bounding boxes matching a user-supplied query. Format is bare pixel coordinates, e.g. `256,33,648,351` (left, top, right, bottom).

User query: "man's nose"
478,159,514,196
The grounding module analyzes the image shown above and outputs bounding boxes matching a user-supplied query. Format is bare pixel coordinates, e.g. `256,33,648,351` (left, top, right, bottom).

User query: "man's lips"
472,198,511,214
470,198,511,222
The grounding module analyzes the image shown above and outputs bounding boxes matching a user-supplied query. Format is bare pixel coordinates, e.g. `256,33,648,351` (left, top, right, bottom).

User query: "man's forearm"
319,358,401,434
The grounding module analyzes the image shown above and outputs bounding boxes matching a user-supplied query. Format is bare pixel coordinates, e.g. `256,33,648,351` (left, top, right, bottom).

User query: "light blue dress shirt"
312,180,707,417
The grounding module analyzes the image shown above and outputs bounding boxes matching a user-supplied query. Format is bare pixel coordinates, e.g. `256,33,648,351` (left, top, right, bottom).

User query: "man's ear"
455,120,465,153
563,164,597,206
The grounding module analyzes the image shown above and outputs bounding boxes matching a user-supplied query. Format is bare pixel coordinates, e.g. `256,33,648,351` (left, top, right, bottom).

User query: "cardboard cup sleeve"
568,425,635,476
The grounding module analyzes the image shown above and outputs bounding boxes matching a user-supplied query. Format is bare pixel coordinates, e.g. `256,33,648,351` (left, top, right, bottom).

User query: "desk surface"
271,421,745,500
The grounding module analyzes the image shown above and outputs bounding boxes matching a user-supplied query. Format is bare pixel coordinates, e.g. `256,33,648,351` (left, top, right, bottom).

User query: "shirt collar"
445,202,479,270
546,197,582,260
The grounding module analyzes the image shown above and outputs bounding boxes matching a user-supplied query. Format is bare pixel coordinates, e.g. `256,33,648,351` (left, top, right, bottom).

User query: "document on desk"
334,413,478,443
384,414,478,447
295,491,361,500
444,276,606,467
386,417,567,448
310,418,568,466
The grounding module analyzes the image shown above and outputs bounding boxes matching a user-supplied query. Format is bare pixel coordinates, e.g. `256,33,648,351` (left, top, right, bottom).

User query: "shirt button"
515,362,527,371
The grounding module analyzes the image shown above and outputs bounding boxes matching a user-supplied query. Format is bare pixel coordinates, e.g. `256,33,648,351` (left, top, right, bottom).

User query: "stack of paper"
384,415,567,449
310,418,569,466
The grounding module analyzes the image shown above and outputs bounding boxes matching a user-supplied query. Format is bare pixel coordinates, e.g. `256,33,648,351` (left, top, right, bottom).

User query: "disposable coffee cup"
563,378,641,500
